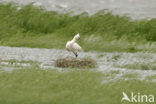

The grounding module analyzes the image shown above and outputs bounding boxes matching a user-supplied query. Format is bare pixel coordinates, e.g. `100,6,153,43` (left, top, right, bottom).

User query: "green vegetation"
122,73,139,78
0,59,40,68
0,68,155,104
112,55,121,61
0,2,155,103
2,59,38,64
118,63,156,70
109,70,120,74
146,75,156,80
0,2,156,52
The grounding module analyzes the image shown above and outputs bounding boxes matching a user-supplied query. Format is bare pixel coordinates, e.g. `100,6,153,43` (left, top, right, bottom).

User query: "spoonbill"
66,33,82,57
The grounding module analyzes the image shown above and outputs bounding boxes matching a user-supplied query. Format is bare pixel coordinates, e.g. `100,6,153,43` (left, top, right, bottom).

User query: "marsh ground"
0,2,156,104
0,46,156,81
0,2,155,52
0,68,156,104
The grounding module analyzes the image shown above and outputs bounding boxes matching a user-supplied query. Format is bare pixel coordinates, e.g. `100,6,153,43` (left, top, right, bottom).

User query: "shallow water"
0,0,156,19
0,46,156,82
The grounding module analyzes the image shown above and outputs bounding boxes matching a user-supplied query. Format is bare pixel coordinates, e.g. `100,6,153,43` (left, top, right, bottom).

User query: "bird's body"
66,33,82,57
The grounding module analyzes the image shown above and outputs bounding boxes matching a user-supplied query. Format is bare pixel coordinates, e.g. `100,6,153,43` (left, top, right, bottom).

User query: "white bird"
66,33,82,57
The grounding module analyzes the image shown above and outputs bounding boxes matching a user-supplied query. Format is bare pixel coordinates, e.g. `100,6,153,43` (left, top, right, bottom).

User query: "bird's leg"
73,52,78,58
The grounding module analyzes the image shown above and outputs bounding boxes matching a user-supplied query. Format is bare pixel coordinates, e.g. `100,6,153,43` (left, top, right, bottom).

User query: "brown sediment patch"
55,58,97,68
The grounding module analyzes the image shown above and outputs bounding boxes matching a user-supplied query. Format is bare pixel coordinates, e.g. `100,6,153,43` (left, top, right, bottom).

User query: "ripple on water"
0,0,156,19
0,46,156,82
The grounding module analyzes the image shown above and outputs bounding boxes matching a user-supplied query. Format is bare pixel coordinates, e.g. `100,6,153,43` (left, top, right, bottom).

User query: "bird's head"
74,33,80,40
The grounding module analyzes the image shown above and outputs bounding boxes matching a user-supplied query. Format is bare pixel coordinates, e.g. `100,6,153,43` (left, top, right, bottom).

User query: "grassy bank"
0,68,155,104
0,2,156,52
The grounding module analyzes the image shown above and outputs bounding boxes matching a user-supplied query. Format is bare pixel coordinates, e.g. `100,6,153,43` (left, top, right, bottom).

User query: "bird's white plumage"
66,33,82,57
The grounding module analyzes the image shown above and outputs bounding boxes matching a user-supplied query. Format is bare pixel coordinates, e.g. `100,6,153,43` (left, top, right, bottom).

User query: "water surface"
1,0,156,19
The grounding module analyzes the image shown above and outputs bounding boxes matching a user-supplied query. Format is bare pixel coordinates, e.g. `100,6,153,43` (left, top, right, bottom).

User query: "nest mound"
55,58,97,68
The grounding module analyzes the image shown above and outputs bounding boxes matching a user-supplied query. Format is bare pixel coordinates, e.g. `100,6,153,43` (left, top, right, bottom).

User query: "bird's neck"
72,38,76,42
